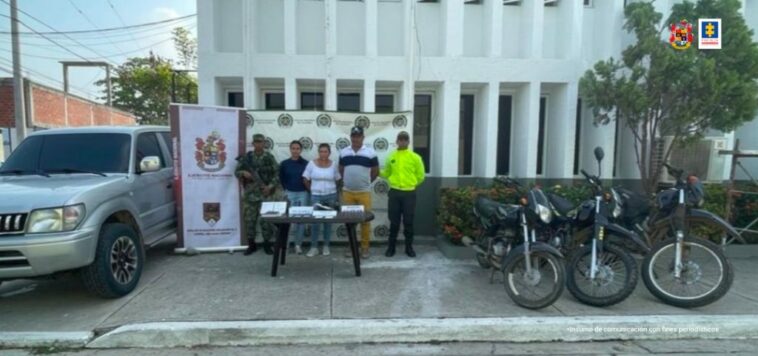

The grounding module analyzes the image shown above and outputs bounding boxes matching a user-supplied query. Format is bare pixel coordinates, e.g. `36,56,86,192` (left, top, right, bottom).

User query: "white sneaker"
306,248,319,257
322,246,330,256
295,245,303,255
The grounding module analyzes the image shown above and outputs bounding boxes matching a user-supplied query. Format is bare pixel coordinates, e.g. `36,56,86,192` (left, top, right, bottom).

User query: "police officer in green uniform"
235,133,280,255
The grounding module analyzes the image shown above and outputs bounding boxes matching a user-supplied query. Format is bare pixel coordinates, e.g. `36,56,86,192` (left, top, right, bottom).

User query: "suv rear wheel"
80,223,143,298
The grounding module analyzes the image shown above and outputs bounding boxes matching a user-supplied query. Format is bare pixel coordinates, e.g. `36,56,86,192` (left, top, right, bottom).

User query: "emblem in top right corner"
698,18,722,50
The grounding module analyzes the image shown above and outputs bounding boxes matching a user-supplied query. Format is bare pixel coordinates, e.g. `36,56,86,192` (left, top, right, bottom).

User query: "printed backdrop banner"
172,104,246,249
246,110,413,241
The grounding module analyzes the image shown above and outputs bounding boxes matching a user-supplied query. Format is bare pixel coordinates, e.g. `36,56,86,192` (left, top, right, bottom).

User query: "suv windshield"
0,133,131,175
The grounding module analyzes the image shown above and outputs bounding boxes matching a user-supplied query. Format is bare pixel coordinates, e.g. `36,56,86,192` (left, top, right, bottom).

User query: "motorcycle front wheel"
641,237,733,308
502,250,565,309
566,243,638,307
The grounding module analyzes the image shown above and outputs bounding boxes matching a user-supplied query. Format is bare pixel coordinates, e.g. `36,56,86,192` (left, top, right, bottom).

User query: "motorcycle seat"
548,193,576,217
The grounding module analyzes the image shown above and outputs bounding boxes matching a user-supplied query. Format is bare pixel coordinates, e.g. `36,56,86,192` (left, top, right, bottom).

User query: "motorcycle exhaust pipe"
462,236,487,255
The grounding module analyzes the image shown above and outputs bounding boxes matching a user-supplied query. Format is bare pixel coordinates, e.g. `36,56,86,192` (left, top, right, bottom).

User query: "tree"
99,28,198,125
580,0,758,194
172,26,197,69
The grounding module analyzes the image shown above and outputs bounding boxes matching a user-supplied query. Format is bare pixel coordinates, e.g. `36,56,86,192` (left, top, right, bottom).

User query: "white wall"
542,6,558,59
255,0,284,54
213,0,242,53
501,5,525,58
463,3,485,57
415,1,442,57
337,1,366,56
378,1,405,56
297,0,326,55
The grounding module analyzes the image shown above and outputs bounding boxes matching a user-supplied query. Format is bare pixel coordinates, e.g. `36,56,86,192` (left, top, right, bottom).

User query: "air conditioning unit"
658,136,728,183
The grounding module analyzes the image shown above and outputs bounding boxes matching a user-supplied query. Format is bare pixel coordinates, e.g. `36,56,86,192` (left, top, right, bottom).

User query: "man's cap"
252,133,265,142
397,131,410,140
350,126,364,136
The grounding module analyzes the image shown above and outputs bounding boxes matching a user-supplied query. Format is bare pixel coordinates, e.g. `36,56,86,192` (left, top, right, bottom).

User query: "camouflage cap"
252,134,265,142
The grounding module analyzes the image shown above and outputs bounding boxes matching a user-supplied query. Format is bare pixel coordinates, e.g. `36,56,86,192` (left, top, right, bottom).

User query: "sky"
0,0,196,101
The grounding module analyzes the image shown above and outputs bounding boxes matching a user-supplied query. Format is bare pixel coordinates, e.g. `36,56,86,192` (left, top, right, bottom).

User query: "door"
133,132,172,240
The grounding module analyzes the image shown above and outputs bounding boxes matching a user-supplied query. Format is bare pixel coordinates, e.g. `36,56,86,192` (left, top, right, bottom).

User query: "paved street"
4,339,758,356
1,236,758,351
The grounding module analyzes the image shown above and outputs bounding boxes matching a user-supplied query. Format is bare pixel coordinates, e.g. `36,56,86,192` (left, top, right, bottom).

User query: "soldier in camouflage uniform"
235,133,281,255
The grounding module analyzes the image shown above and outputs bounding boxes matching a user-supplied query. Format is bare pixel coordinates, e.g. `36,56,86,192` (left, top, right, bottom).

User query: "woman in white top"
302,143,342,257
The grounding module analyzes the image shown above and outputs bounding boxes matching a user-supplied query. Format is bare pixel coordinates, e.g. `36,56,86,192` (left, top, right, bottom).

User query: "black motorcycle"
634,164,736,308
546,147,648,307
462,177,565,310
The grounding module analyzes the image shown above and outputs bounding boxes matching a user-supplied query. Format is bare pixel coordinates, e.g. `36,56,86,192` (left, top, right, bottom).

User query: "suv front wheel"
80,223,144,298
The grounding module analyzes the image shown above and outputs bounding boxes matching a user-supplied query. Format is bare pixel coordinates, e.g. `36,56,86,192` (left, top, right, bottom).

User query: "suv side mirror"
139,156,161,173
594,147,605,162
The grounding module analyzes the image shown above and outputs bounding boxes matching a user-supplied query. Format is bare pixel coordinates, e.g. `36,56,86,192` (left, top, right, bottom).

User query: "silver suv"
0,126,176,298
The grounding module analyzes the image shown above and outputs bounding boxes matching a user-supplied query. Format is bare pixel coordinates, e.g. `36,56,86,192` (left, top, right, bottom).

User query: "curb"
0,331,93,349
86,315,758,349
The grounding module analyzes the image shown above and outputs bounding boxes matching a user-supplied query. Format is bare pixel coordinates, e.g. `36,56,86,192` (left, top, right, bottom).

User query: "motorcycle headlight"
537,204,552,224
27,204,86,233
612,189,622,218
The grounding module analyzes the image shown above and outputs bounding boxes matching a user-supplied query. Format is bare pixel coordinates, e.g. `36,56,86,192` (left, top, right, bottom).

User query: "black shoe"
263,242,274,255
405,246,416,258
385,245,396,257
243,242,257,256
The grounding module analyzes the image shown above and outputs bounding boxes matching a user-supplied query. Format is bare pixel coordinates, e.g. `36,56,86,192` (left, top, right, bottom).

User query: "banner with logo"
246,110,413,241
171,104,246,250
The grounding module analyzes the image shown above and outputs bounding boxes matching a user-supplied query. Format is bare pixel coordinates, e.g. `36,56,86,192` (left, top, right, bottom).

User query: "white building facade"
197,0,758,183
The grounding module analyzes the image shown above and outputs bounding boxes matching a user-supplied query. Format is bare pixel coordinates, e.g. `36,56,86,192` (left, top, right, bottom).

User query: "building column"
284,77,297,110
522,0,545,59
484,0,503,57
579,103,618,179
545,83,578,179
563,0,584,59
242,0,255,108
431,81,460,177
510,82,541,178
399,80,412,112
362,79,375,113
243,78,259,110
442,0,463,57
325,0,337,57
473,82,500,177
325,78,337,111
365,0,378,57
284,0,297,55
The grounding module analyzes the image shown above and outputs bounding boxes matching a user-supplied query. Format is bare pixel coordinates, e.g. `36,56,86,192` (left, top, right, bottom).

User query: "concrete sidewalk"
1,237,757,348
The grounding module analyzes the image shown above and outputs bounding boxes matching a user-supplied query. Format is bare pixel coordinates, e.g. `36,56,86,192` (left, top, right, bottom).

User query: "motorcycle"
462,177,565,310
636,164,736,308
546,147,646,307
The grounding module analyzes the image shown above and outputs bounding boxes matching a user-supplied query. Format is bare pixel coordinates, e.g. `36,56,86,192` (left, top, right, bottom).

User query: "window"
337,93,361,112
136,133,166,171
375,94,394,113
414,94,432,173
459,95,475,175
497,95,513,175
503,0,520,5
227,92,244,108
536,97,547,175
301,92,324,110
265,93,285,110
0,134,131,174
160,132,174,166
573,99,582,175
583,0,593,7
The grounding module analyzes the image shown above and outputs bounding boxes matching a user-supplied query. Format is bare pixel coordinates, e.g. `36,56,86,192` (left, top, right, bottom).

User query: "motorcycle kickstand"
489,268,500,284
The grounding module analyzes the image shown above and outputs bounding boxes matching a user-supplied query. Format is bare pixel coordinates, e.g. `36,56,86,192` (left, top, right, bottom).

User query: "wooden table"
261,212,375,277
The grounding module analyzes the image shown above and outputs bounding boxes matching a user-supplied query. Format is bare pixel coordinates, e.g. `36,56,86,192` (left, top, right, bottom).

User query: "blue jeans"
285,190,309,246
310,193,337,246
